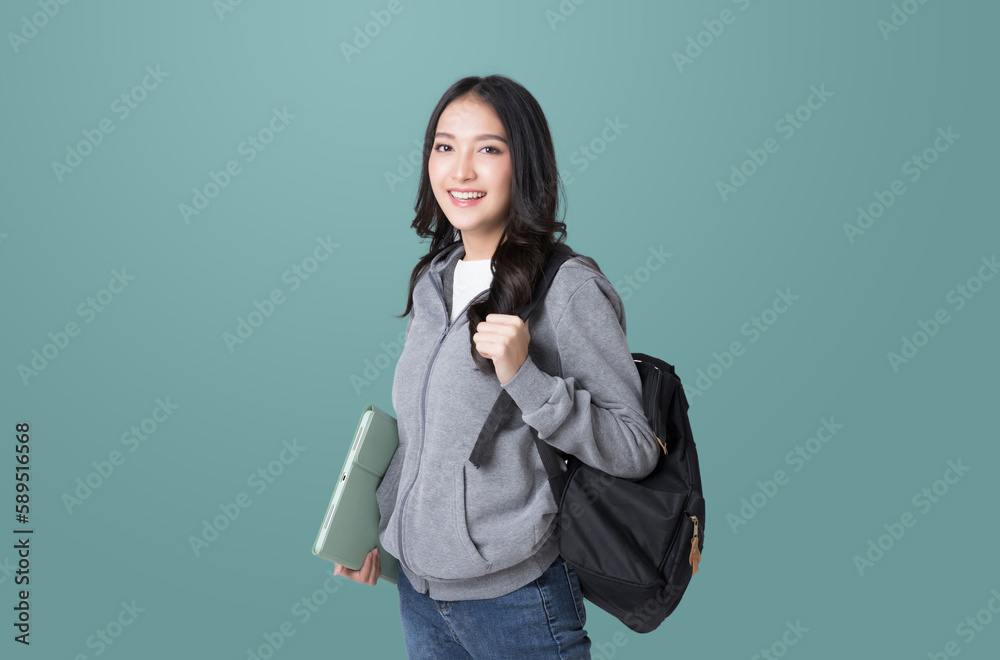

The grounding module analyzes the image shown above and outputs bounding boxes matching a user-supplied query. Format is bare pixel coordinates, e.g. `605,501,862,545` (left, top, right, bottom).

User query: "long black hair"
396,74,574,375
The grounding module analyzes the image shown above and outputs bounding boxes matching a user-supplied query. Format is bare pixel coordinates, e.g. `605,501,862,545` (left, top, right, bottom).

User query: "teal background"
2,0,998,658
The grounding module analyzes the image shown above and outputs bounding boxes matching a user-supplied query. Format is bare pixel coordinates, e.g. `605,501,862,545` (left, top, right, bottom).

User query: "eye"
432,143,502,154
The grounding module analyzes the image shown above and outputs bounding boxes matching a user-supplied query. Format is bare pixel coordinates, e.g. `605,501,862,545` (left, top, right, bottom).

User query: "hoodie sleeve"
499,275,661,480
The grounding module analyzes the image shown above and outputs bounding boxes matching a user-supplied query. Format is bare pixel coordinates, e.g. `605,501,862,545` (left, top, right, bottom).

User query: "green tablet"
312,403,399,585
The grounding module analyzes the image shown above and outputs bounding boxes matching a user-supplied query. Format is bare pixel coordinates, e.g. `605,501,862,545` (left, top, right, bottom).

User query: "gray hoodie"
376,240,660,600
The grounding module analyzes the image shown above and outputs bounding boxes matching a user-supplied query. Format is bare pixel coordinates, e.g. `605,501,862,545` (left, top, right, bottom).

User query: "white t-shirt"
451,257,493,323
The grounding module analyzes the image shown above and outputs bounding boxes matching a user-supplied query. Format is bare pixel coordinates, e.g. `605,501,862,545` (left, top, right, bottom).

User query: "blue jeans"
397,554,592,659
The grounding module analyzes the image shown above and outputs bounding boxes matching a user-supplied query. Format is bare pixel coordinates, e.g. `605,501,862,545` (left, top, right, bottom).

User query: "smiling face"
428,94,512,258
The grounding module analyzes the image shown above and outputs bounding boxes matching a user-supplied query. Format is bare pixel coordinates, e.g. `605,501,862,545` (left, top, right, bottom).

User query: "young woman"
333,75,660,659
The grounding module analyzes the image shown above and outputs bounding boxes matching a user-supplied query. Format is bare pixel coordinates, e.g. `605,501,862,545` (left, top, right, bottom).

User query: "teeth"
450,191,485,200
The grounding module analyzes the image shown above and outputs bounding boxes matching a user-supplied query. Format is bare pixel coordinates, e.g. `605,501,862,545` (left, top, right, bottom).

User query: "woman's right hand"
333,547,381,586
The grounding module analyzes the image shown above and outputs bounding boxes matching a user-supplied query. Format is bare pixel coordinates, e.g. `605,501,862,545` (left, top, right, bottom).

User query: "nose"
451,147,475,182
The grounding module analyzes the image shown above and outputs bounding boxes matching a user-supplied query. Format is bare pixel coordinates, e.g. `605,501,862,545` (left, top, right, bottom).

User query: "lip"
446,189,487,208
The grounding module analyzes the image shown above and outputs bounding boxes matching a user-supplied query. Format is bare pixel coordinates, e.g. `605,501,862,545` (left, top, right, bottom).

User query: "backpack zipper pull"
688,515,701,575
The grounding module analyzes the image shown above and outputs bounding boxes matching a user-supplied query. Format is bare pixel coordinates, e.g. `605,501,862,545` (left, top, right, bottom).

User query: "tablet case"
312,403,400,585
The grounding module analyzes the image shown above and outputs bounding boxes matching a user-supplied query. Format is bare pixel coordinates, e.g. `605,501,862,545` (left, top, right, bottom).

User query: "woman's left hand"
473,313,530,385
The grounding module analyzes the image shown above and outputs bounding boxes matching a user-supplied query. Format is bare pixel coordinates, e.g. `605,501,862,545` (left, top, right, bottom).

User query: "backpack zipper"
688,514,701,575
394,274,490,578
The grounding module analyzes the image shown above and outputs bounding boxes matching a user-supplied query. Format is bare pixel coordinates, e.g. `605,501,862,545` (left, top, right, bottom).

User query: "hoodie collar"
427,240,468,323
429,240,467,286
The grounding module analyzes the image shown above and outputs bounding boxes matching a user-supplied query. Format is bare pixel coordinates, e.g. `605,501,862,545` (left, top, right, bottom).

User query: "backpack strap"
468,243,577,475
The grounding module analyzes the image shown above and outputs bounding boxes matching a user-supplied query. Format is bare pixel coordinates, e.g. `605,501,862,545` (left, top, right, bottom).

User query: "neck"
460,229,506,261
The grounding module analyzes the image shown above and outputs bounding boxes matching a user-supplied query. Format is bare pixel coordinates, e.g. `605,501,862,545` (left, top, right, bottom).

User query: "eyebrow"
434,131,508,145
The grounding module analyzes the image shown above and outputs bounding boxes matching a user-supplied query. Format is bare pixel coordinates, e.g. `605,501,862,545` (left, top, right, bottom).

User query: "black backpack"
467,243,705,634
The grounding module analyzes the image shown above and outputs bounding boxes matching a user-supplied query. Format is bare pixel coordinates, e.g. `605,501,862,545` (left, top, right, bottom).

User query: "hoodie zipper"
394,273,490,582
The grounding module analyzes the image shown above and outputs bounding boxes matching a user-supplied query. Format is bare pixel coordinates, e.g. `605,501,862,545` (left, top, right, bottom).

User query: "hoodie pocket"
452,463,494,574
402,462,493,580
375,448,404,533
